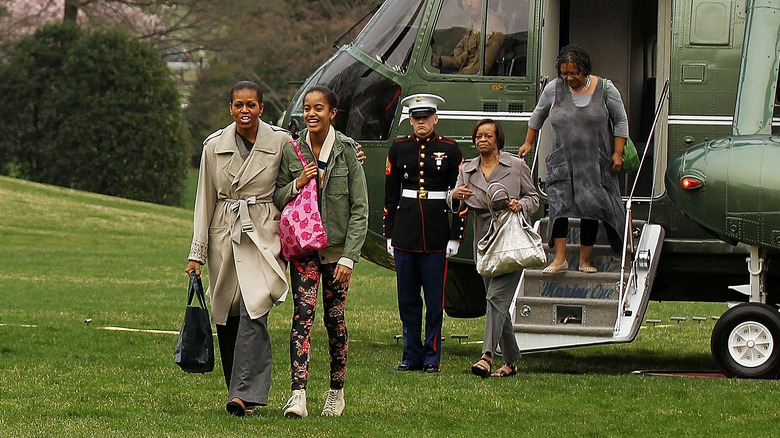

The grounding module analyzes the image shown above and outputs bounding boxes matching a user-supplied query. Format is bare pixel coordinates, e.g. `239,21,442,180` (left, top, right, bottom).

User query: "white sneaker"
283,389,308,418
321,388,345,417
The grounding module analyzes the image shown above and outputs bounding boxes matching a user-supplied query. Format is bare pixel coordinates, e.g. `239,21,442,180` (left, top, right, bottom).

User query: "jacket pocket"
327,165,349,195
545,162,570,186
289,161,304,176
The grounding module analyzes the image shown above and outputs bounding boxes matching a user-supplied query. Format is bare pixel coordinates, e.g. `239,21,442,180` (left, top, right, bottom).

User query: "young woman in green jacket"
274,85,369,418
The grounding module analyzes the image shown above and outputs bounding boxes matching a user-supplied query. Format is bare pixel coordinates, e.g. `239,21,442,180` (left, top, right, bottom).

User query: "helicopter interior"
535,0,663,199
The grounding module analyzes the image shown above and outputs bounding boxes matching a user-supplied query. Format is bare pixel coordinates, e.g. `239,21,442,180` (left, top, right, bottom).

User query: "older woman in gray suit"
451,119,539,378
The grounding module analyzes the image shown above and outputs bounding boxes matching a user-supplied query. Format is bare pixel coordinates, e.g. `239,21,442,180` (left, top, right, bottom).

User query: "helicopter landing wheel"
711,303,780,379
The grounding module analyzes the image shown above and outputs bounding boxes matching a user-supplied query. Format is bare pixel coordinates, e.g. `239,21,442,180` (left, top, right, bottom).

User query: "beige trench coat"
188,120,289,325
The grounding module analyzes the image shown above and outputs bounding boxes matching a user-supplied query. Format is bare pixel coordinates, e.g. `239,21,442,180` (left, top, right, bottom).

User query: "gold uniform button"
420,179,425,184
420,153,425,159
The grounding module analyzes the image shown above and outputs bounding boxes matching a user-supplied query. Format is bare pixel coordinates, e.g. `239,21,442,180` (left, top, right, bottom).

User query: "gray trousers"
482,271,522,363
216,298,272,406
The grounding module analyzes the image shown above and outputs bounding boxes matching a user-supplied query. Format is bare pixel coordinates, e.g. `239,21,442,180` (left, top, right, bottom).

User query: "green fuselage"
284,0,780,310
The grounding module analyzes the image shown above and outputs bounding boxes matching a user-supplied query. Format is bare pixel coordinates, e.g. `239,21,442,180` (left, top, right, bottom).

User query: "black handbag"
174,272,215,373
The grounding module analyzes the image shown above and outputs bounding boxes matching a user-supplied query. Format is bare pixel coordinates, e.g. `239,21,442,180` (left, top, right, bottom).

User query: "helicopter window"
353,0,425,74
490,0,529,77
429,0,528,77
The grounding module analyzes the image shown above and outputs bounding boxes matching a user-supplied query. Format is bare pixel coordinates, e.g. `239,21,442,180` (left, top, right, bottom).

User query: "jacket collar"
297,127,346,189
462,150,514,187
214,120,278,155
213,121,279,192
413,130,437,145
463,150,512,172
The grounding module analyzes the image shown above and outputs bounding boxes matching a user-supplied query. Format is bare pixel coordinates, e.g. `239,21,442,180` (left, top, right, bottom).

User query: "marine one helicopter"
282,0,780,379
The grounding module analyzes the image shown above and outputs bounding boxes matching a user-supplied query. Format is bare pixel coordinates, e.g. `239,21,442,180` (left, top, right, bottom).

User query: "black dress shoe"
393,363,422,371
423,364,440,373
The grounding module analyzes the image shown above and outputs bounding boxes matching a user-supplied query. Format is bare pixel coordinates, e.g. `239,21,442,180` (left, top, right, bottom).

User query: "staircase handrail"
618,78,670,330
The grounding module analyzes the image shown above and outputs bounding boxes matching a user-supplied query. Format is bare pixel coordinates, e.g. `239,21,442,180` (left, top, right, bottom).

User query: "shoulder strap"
602,79,613,128
291,140,308,165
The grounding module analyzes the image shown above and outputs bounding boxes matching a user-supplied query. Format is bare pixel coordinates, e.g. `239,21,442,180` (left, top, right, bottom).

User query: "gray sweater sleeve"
528,77,629,138
528,79,557,130
605,79,629,138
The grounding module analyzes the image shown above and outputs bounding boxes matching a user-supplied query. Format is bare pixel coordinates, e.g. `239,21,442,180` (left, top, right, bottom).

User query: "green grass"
0,174,778,437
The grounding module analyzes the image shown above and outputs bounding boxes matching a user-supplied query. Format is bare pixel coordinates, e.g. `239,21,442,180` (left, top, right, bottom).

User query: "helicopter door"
534,0,659,198
413,0,537,146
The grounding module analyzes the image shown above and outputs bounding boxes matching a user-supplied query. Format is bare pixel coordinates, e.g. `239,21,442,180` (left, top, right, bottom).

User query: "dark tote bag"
174,272,215,373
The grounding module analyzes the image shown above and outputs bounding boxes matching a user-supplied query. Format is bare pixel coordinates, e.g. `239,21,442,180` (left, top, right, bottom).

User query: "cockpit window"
429,0,529,77
353,0,425,74
489,0,529,77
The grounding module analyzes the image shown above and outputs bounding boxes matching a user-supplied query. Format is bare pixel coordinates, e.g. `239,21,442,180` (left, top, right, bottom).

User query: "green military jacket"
274,128,369,264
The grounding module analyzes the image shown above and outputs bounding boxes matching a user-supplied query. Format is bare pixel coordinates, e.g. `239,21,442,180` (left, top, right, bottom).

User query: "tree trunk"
64,0,79,22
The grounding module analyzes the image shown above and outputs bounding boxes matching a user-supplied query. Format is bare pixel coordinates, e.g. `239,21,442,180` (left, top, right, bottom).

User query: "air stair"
511,219,664,351
512,79,671,353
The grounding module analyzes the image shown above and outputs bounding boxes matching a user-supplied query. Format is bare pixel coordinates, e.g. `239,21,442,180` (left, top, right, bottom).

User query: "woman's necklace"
568,74,591,93
480,153,499,178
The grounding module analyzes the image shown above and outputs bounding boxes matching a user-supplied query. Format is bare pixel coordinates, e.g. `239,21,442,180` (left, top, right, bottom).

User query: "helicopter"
282,0,780,379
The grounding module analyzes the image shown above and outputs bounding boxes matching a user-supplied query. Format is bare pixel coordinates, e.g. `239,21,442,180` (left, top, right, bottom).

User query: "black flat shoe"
422,364,440,373
226,398,246,417
393,363,422,371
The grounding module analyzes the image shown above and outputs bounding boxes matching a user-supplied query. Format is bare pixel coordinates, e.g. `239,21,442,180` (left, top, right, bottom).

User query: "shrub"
0,22,188,206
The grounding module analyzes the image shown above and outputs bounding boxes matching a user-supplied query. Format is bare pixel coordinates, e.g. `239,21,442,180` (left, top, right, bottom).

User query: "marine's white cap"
401,93,445,118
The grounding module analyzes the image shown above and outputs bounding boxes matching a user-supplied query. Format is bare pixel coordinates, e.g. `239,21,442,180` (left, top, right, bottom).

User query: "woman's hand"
453,183,473,201
507,198,523,212
518,142,533,159
611,151,623,175
185,260,201,276
355,143,366,164
333,264,353,284
296,162,318,190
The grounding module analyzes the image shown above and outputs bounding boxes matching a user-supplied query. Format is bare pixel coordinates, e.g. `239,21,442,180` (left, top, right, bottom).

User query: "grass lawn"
0,175,777,437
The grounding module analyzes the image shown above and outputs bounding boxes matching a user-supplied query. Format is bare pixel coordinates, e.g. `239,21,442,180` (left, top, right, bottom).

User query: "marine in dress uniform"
383,94,466,373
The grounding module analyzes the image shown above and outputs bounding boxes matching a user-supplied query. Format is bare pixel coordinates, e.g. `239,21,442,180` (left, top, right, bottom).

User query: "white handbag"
476,183,546,277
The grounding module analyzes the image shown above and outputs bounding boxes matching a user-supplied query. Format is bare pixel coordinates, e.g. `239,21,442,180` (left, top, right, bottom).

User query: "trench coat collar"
213,120,279,192
463,150,513,178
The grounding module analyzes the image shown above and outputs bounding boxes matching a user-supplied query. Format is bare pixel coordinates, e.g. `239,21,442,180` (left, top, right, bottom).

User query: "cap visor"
410,109,435,118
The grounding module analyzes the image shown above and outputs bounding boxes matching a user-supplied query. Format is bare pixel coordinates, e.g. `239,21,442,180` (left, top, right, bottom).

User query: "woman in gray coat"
452,119,539,378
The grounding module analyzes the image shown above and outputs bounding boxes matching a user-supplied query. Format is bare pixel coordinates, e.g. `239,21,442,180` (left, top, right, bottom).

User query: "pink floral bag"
279,140,328,261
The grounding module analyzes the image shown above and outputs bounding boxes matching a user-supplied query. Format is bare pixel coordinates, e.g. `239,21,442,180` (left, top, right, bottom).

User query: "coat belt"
224,196,271,243
401,189,447,200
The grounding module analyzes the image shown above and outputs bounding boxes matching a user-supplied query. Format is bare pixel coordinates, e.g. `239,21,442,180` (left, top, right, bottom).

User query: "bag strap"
602,78,616,133
291,140,308,166
485,182,510,216
187,272,207,309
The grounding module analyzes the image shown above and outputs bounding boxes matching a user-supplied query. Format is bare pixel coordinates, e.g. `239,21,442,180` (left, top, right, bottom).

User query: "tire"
711,303,780,379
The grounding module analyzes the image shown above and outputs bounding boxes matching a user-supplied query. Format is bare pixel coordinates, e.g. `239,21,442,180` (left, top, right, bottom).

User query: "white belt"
401,189,447,200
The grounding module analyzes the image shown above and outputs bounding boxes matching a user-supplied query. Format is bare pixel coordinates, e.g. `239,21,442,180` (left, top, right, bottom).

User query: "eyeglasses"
560,70,583,78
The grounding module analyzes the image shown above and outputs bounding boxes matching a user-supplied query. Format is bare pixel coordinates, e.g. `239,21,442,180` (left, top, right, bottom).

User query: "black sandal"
490,362,518,378
471,356,493,378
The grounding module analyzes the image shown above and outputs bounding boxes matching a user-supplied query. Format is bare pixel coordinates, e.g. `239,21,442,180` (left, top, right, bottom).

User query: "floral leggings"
290,253,349,391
